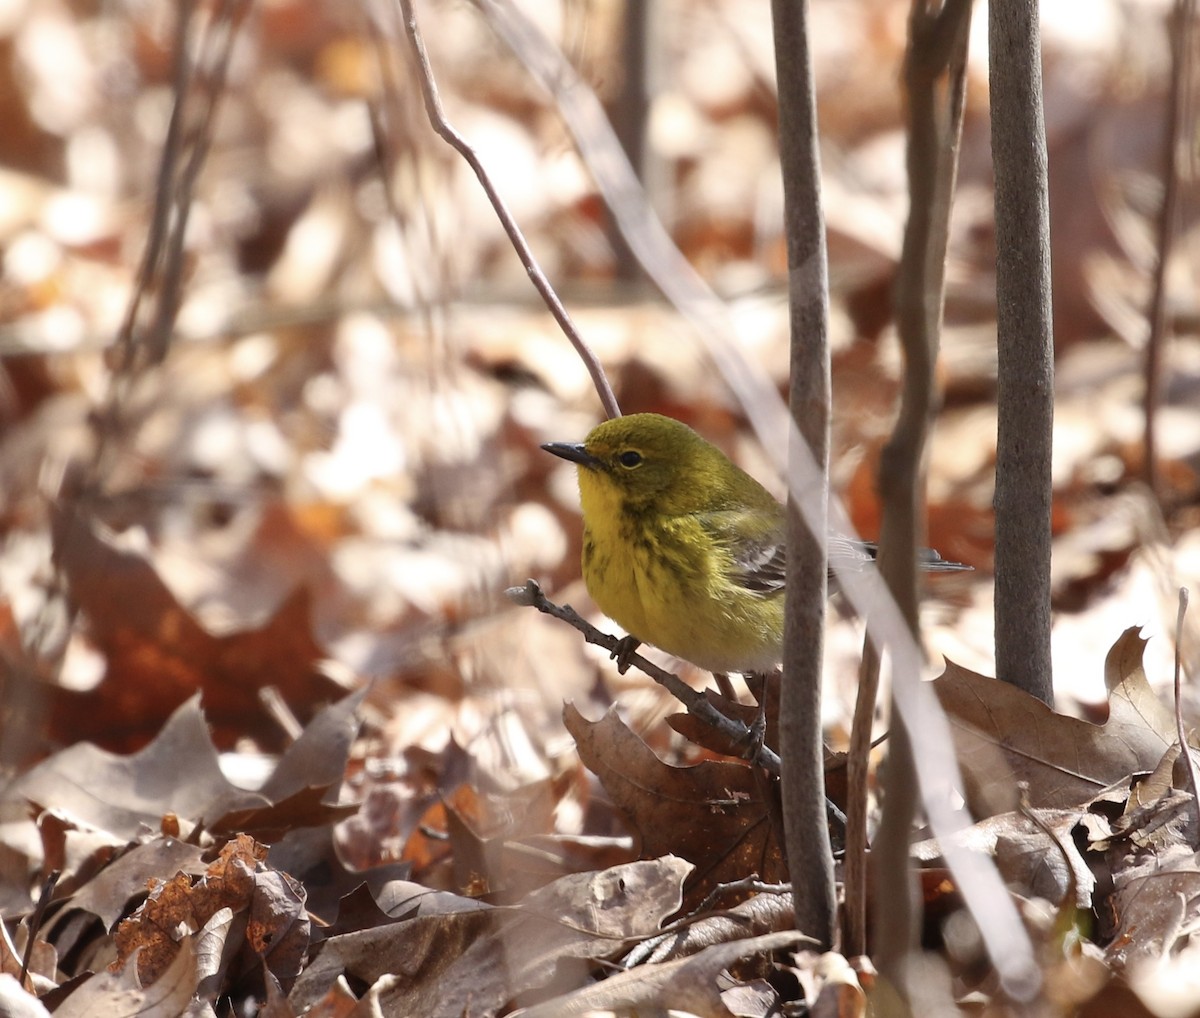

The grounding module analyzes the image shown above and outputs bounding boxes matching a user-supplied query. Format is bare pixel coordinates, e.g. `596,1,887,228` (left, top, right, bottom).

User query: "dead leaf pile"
1,0,1200,1015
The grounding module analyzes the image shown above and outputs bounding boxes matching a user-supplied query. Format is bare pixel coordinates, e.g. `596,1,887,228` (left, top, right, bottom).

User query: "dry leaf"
565,704,785,908
507,930,804,1018
935,628,1176,814
289,856,691,1016
50,506,340,751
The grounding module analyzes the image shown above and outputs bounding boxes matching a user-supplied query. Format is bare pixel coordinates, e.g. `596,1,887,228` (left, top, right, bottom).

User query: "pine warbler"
543,412,969,674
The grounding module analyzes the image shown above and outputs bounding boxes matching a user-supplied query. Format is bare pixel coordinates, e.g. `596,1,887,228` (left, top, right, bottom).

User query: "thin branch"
607,2,653,282
505,580,780,775
143,0,251,364
870,0,972,988
18,870,59,988
37,1,246,685
475,0,792,452
395,0,620,421
1016,783,1079,927
1174,588,1199,840
108,0,249,388
111,0,195,375
844,633,881,957
1143,0,1196,496
363,2,448,346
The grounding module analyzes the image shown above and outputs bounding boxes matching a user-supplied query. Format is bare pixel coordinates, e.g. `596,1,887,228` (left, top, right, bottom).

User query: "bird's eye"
618,450,643,468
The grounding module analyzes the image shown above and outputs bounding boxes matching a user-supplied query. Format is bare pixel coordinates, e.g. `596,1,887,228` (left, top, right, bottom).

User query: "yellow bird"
543,413,969,674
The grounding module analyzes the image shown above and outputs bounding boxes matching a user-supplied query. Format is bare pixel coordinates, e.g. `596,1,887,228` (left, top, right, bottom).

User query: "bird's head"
542,412,766,516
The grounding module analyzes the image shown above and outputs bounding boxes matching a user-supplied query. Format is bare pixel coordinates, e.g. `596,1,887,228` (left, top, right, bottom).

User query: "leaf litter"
1,0,1200,1014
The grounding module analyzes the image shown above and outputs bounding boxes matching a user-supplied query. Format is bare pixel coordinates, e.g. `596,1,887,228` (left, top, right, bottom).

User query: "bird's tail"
916,547,973,573
828,537,973,574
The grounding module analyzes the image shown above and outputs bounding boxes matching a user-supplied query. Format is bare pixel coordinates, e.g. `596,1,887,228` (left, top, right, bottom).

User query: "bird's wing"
699,515,970,596
699,510,787,596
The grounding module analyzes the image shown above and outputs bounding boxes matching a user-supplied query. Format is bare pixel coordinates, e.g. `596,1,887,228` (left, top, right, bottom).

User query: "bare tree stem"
991,0,1055,706
771,0,836,951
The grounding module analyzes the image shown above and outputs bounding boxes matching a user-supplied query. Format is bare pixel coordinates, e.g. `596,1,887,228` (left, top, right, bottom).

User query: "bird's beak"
541,441,602,470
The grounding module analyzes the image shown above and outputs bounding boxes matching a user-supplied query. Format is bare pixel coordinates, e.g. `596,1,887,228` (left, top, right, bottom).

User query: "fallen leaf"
43,837,206,935
912,806,1096,909
54,934,198,1018
506,929,805,1018
289,856,692,1016
12,696,263,842
50,506,341,750
935,628,1177,814
565,704,785,908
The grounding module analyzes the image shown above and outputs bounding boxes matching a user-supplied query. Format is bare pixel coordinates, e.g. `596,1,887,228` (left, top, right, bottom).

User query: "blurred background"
0,0,1197,772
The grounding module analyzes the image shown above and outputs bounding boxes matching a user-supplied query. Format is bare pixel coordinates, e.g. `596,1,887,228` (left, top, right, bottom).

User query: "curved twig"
395,0,620,420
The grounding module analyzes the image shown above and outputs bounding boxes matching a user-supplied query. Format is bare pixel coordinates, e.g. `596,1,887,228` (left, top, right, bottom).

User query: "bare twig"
844,634,881,957
693,877,793,914
148,0,249,362
622,891,807,968
110,0,195,379
607,3,653,282
506,580,780,775
259,685,304,743
1143,0,1197,496
19,870,59,988
394,0,620,421
1016,783,1079,930
33,0,248,687
871,0,972,989
1174,588,1199,839
109,0,250,395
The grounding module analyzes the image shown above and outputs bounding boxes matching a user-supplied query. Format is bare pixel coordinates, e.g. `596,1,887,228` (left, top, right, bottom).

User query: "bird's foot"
611,635,642,674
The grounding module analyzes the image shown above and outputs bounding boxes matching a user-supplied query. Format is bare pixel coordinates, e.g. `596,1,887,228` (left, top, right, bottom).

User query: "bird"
542,412,970,674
